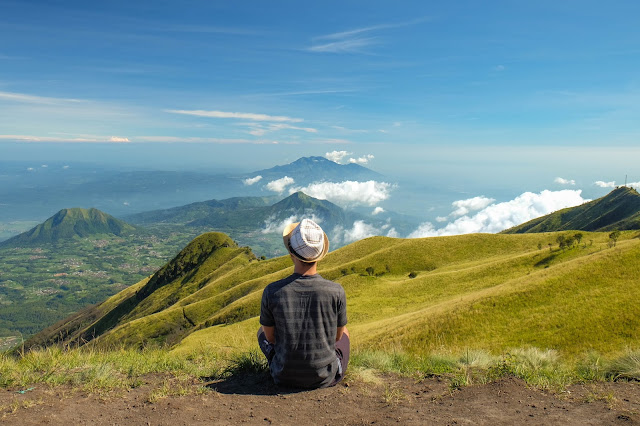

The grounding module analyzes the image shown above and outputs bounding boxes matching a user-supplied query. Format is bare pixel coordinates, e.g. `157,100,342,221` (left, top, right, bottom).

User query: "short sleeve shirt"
260,273,347,388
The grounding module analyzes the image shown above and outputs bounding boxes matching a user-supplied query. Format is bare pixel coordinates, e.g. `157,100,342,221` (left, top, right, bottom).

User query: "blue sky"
2,1,640,215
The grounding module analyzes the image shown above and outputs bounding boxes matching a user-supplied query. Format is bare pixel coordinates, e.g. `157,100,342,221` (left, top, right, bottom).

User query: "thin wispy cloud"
240,122,317,136
309,18,427,54
244,89,358,98
0,134,281,144
309,38,379,54
314,19,427,41
0,134,124,143
165,109,303,123
0,91,84,105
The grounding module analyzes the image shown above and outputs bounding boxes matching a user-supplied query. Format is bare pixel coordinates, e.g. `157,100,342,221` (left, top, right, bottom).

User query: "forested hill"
0,208,138,247
502,187,640,234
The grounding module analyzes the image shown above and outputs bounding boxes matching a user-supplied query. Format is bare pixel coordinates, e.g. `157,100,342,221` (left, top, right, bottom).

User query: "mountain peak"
0,207,137,247
252,156,383,186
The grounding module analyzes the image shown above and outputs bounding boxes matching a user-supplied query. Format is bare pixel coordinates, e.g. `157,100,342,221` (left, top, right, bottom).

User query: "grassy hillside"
503,187,640,233
0,208,138,247
26,229,640,360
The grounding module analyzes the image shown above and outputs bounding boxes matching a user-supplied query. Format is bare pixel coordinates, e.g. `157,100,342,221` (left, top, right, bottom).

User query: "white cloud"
629,182,640,189
372,206,385,215
242,122,317,136
0,91,83,105
165,109,303,123
435,216,448,222
243,175,263,185
109,136,130,143
266,176,295,193
41,164,48,168
308,38,378,54
62,165,70,169
332,221,377,245
261,215,299,234
325,150,352,163
348,154,375,165
555,177,576,185
291,180,393,207
450,196,496,218
27,167,34,171
310,20,425,54
333,220,399,245
408,190,588,238
262,213,323,234
595,180,616,188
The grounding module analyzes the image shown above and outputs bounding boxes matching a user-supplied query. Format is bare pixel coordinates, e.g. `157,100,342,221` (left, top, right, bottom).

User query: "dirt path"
2,375,639,425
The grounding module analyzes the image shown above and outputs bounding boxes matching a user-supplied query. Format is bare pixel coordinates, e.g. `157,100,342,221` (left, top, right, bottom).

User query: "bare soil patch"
1,374,639,425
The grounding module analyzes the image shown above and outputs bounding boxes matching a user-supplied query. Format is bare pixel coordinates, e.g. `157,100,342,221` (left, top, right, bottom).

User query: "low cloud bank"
409,189,588,238
325,150,351,163
555,177,576,185
349,154,374,165
324,150,375,165
266,176,295,193
290,180,393,206
595,180,640,189
243,175,263,185
450,196,495,218
332,220,397,245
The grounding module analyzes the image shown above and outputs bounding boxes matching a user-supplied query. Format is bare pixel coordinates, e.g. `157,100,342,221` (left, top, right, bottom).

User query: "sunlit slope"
175,230,639,357
503,187,640,233
28,229,640,358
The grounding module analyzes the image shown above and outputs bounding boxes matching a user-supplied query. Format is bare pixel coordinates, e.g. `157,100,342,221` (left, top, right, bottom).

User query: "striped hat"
282,219,329,263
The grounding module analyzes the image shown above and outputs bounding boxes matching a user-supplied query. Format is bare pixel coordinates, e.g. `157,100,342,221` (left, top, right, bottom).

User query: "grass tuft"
605,350,640,381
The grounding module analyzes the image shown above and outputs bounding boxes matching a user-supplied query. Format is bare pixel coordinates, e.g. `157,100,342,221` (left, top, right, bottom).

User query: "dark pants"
257,330,350,386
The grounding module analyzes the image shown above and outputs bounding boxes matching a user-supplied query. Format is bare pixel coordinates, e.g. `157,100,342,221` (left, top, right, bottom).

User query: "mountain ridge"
502,187,640,234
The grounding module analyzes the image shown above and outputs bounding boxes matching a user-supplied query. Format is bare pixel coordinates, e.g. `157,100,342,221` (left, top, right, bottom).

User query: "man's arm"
336,326,348,342
263,325,276,344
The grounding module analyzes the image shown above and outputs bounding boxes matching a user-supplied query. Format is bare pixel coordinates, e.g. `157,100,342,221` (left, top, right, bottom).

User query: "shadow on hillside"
206,372,309,396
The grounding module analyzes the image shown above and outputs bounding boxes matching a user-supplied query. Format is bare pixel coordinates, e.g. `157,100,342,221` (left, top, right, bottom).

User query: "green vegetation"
0,226,193,337
503,186,640,233
0,208,137,247
22,229,640,365
2,345,639,393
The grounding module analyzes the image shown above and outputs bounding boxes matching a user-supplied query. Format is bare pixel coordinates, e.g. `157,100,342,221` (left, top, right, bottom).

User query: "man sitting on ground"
258,218,349,389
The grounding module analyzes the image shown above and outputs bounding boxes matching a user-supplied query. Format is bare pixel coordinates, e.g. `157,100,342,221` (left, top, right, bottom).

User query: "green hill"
125,192,383,257
26,228,640,359
0,208,138,247
502,187,640,234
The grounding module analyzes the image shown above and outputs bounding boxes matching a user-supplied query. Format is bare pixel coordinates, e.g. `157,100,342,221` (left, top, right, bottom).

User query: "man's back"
260,273,347,388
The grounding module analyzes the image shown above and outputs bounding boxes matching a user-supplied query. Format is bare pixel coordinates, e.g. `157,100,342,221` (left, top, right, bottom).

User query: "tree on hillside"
574,233,583,245
609,230,621,247
556,235,566,249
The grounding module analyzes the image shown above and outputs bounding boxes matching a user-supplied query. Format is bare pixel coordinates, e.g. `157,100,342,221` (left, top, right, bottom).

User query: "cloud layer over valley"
408,190,588,238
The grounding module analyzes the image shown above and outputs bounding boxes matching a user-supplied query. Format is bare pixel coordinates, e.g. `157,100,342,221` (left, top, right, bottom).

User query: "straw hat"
282,218,329,263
